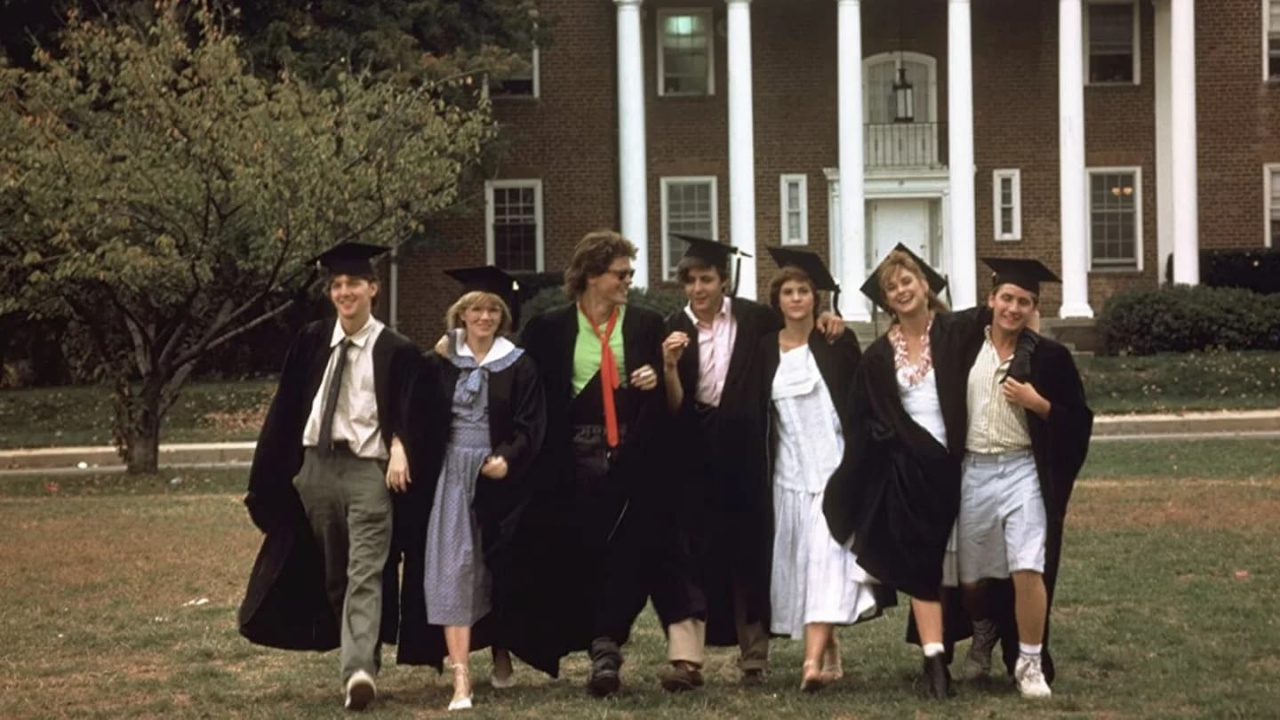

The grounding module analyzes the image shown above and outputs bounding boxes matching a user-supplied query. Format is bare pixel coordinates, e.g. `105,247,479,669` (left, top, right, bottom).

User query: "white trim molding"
657,8,716,97
1084,0,1142,86
780,174,810,246
1266,163,1280,248
1086,166,1144,271
484,179,544,272
660,175,720,280
993,169,1023,241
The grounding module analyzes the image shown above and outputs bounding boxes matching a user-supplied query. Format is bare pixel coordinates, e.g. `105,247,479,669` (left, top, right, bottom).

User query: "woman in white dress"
757,250,881,692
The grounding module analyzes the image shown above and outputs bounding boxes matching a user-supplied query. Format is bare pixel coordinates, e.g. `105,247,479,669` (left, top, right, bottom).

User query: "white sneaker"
958,620,998,681
344,670,376,711
1014,655,1052,699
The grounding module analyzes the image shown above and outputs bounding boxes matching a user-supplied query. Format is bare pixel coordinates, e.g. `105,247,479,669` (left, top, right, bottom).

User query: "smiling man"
239,242,431,712
953,258,1093,699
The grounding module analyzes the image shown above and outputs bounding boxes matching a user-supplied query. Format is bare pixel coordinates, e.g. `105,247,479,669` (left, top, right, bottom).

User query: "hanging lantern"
893,66,915,123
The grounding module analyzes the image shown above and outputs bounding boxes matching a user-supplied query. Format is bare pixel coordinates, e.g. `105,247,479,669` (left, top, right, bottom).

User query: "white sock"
1019,642,1042,658
923,643,946,658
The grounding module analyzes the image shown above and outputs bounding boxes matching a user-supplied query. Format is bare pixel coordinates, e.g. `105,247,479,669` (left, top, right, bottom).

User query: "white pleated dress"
769,345,879,639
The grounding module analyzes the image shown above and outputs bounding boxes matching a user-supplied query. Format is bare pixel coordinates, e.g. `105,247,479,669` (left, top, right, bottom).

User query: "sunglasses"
607,268,636,281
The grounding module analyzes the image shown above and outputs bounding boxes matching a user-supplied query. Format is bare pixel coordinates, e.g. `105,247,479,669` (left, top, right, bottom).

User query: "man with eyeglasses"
520,230,705,697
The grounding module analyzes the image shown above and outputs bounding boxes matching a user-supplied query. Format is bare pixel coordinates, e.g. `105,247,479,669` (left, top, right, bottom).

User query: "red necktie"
581,302,621,448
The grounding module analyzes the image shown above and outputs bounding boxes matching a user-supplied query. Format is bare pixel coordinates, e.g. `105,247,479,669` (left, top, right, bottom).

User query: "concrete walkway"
1,409,1277,474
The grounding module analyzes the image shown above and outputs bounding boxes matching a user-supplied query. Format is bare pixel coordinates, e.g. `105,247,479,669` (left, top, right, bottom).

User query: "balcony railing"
864,122,948,170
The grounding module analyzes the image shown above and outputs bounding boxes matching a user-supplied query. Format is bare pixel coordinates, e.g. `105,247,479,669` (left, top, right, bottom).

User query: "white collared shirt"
965,326,1032,454
683,296,738,407
302,315,388,460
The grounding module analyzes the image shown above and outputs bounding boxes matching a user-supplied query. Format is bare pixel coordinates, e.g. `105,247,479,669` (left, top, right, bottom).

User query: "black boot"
587,637,623,697
922,654,954,700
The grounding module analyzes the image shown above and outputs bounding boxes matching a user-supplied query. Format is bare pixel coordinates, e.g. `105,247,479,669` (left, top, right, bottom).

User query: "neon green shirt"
573,304,627,396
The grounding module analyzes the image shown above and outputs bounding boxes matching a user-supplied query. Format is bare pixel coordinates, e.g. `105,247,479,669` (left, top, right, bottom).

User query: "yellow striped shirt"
965,327,1032,453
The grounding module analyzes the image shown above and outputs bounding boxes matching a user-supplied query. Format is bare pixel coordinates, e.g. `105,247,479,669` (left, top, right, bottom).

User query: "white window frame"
993,169,1023,242
779,174,809,246
1266,0,1280,81
485,46,540,100
1084,0,1141,86
1086,166,1143,271
484,179,544,272
660,176,719,280
657,8,716,97
1266,164,1280,248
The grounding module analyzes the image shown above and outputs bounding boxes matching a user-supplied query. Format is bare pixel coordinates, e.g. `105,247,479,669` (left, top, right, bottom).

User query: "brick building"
392,0,1280,344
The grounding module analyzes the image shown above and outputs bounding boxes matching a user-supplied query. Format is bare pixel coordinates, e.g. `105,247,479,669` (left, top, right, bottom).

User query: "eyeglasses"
608,268,636,281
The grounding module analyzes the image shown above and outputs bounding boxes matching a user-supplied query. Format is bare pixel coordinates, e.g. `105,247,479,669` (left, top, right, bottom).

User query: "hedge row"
1101,284,1280,355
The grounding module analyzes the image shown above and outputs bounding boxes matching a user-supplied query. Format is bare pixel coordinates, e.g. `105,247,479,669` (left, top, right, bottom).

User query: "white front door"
867,199,931,272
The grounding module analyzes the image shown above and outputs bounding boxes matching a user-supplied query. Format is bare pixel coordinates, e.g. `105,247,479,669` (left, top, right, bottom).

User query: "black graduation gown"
757,329,898,619
666,299,780,647
519,303,697,657
967,334,1093,685
238,320,440,651
823,309,981,602
395,350,555,675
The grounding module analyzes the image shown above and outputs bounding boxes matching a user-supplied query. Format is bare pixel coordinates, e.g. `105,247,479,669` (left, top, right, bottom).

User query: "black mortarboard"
982,257,1061,296
766,246,841,314
859,243,949,313
672,233,751,298
314,242,390,277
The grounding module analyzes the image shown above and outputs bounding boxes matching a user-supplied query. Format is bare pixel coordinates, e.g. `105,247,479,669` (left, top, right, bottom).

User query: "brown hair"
876,250,949,316
768,266,821,318
444,291,513,335
675,255,729,286
564,230,637,299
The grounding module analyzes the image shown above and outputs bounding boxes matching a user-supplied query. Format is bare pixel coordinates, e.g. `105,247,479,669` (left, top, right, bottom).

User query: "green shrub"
1100,285,1280,355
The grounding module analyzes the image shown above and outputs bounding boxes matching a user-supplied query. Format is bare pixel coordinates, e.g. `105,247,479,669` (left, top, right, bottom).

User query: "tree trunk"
125,416,161,475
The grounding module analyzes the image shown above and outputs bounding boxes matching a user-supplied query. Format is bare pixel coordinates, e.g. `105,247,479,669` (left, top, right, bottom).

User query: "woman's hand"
385,436,411,493
630,363,659,391
480,455,509,480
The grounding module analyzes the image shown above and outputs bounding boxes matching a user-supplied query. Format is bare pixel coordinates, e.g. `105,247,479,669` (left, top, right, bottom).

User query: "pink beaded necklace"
891,315,934,387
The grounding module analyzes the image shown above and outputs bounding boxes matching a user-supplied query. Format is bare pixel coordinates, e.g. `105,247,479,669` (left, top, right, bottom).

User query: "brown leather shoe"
659,661,703,692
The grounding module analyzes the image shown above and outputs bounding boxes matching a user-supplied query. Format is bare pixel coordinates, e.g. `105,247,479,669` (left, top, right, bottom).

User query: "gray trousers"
293,448,392,682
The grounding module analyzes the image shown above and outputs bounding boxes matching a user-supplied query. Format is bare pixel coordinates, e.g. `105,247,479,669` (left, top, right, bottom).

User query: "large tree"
0,1,494,473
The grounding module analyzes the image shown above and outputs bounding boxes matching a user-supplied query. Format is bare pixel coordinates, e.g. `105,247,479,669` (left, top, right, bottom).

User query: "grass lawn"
1,440,1278,718
0,351,1277,450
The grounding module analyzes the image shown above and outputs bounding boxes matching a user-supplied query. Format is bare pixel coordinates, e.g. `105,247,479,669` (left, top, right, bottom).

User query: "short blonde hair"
445,291,513,335
876,250,949,316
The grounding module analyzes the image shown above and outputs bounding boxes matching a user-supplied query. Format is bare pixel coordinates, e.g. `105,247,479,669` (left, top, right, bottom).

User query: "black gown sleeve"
1036,342,1093,517
244,327,314,532
492,353,548,483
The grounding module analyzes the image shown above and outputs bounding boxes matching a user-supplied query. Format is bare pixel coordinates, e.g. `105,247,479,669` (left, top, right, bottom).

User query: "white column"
1170,0,1200,284
1058,0,1093,317
727,0,759,299
616,0,650,288
837,0,869,321
1154,0,1174,283
948,0,977,310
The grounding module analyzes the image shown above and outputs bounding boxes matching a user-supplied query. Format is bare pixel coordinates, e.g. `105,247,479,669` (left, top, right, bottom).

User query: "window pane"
666,181,715,277
1001,211,1013,235
492,186,539,273
1088,3,1134,83
663,14,710,95
1089,172,1137,265
788,212,802,240
1000,177,1013,206
787,182,801,210
490,52,536,97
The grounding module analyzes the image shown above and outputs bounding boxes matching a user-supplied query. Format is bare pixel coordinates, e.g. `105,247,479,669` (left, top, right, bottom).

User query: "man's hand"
1002,378,1050,419
662,332,690,370
434,333,450,356
630,363,659,391
816,312,847,342
385,437,411,493
480,455,509,480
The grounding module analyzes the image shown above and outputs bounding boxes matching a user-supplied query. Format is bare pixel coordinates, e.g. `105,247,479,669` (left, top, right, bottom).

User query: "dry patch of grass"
1071,478,1280,530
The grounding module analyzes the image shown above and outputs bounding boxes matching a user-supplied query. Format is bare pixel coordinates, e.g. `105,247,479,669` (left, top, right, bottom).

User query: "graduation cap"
859,243,949,314
444,265,522,327
314,242,391,277
672,233,751,298
766,246,841,314
982,257,1061,296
